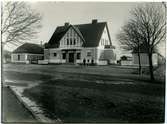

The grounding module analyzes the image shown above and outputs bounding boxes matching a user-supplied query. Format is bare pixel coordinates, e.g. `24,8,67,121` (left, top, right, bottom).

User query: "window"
77,37,79,43
62,53,66,59
87,52,91,57
18,55,20,60
67,39,69,45
64,38,66,45
77,53,81,59
70,38,73,45
53,53,57,57
74,39,76,45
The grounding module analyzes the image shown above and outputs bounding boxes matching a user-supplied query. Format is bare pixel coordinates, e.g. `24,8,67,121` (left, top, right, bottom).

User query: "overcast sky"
5,2,165,58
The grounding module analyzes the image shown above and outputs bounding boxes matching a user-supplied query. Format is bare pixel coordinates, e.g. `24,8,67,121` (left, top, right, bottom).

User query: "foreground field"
3,64,165,122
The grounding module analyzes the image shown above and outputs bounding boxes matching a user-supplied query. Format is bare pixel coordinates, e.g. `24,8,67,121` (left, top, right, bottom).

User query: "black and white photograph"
1,1,166,123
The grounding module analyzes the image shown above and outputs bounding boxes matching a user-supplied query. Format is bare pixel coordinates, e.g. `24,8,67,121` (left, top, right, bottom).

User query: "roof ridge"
56,21,107,28
74,21,107,26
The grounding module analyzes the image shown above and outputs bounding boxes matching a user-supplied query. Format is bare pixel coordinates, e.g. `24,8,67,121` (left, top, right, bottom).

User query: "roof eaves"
105,23,112,46
99,23,106,44
55,25,71,46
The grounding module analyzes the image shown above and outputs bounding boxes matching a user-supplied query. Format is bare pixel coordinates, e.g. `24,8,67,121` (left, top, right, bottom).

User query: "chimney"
64,22,70,27
92,19,98,24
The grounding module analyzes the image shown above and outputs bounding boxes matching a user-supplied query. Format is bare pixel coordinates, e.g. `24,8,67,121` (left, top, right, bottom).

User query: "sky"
4,2,166,59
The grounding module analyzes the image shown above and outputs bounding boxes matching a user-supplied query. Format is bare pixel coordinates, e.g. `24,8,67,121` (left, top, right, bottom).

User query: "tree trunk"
137,43,142,75
137,51,142,75
148,53,155,81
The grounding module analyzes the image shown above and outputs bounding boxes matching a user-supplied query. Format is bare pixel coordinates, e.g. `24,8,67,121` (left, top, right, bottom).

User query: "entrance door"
69,53,74,63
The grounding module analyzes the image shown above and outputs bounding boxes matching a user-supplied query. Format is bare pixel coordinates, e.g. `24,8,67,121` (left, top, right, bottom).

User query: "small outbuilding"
11,43,44,64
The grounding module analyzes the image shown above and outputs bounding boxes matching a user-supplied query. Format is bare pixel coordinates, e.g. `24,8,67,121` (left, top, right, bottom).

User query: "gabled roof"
47,21,112,48
13,43,44,54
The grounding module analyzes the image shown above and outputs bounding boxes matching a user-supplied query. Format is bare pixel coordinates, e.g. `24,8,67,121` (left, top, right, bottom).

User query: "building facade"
44,19,116,65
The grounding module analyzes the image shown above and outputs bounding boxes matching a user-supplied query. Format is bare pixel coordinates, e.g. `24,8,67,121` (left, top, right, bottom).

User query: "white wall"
12,53,44,64
45,47,99,64
98,26,111,49
45,47,117,65
81,47,97,64
121,60,132,66
46,48,63,63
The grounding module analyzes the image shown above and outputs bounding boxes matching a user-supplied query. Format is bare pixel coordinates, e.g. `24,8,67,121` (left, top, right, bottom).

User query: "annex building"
11,43,44,64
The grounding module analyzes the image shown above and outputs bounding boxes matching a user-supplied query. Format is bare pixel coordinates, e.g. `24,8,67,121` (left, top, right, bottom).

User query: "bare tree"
1,1,42,47
132,4,166,81
118,4,166,81
117,21,143,75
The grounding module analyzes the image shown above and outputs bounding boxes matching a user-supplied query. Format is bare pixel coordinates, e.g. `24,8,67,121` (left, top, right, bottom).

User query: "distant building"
44,19,116,65
11,43,44,64
120,55,132,66
132,45,158,66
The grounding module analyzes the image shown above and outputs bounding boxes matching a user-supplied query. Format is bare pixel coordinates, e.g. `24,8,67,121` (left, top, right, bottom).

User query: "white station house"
43,19,116,65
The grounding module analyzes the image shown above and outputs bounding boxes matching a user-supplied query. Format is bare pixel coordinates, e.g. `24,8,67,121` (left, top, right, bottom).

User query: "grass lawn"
3,64,165,123
23,79,164,123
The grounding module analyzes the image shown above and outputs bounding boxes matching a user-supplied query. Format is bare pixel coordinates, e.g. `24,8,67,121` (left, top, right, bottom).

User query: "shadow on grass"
23,79,165,123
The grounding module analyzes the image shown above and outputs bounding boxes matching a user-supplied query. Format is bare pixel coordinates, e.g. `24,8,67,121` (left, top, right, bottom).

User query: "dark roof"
13,43,44,54
47,22,113,48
